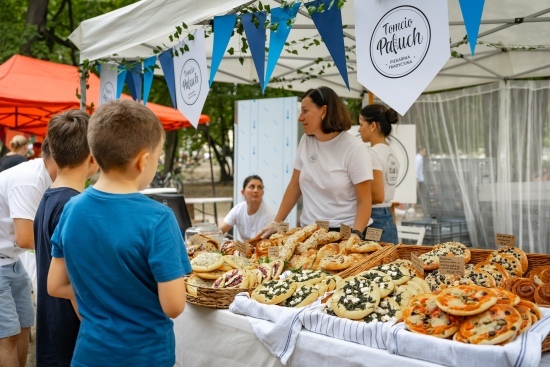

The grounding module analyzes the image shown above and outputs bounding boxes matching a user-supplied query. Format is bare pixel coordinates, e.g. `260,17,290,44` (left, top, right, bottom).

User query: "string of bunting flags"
98,0,486,126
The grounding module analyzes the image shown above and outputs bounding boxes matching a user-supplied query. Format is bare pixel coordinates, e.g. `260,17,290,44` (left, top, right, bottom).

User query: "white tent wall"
401,80,550,252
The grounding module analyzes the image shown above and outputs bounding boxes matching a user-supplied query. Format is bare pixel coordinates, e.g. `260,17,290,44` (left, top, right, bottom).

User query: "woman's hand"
258,221,279,239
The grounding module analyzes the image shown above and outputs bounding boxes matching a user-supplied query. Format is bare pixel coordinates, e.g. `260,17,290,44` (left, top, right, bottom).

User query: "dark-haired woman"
259,86,373,240
358,104,400,244
220,175,275,241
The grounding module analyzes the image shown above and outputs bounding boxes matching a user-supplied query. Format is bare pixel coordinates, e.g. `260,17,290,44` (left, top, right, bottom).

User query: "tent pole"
80,66,87,111
204,123,218,224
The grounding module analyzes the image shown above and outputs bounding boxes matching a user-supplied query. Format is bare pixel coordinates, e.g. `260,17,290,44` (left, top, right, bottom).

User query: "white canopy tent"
69,0,550,97
68,1,550,252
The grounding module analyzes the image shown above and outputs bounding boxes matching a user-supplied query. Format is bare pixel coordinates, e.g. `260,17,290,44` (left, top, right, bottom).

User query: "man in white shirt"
0,139,56,367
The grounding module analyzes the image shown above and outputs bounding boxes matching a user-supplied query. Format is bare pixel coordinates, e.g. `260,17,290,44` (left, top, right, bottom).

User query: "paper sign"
496,233,516,247
276,222,289,234
439,256,465,276
340,224,352,239
268,246,280,259
316,220,330,230
355,0,451,115
99,62,118,105
234,241,249,257
365,227,383,241
410,252,425,277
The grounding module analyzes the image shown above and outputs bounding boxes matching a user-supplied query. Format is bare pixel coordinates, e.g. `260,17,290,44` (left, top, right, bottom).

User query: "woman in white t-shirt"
358,104,400,244
220,175,275,241
258,86,373,241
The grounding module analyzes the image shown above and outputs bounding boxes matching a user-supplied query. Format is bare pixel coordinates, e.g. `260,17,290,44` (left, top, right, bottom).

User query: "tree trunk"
21,0,49,55
163,130,178,174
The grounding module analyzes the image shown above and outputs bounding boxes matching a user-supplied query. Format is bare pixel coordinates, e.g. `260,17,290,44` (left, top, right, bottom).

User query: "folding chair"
397,225,426,246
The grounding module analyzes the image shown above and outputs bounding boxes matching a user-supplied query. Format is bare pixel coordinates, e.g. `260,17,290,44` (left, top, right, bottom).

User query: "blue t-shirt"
51,187,192,367
35,187,81,367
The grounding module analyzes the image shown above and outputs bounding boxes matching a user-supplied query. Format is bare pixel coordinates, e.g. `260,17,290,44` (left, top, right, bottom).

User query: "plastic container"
184,222,223,247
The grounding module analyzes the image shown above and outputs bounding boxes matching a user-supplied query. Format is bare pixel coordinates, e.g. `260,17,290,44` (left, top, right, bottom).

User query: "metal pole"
204,123,218,224
80,66,87,111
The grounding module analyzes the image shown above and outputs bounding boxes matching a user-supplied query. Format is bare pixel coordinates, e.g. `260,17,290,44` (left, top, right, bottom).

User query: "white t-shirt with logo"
0,158,52,265
294,132,373,228
224,201,275,241
369,144,399,208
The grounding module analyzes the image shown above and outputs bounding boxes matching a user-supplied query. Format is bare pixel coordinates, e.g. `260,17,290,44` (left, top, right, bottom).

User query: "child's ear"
136,150,150,173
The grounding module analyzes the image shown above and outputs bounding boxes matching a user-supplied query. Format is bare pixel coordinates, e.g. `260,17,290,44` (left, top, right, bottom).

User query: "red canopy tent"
0,55,209,137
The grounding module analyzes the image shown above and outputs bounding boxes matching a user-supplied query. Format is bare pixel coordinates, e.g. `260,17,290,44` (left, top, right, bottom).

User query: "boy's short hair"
88,100,164,172
47,109,91,168
41,138,51,159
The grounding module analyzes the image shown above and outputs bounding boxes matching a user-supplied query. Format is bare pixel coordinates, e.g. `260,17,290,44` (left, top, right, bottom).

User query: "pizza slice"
435,285,498,316
458,304,522,345
403,294,461,338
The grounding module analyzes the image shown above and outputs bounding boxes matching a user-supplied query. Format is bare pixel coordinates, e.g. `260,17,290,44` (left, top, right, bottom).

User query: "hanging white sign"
98,62,118,105
173,28,209,128
355,0,450,115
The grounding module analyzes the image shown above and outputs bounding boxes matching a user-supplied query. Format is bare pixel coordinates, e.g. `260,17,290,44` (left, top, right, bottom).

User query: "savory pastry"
349,240,382,254
390,259,422,278
370,264,411,285
403,294,461,338
511,278,537,302
435,285,498,316
474,262,509,287
456,304,522,345
410,277,432,294
391,288,413,308
404,280,424,296
290,269,327,286
257,263,272,283
425,270,459,291
419,242,471,271
357,270,395,297
223,255,256,270
282,285,319,308
458,269,496,288
320,255,353,271
251,280,297,305
247,269,263,288
513,304,533,334
215,269,250,289
194,269,226,280
271,259,285,279
488,253,523,277
494,247,528,273
331,277,381,319
323,276,339,293
288,249,317,270
534,283,550,306
255,239,274,257
517,299,542,321
363,297,402,323
185,275,215,296
492,288,521,306
190,252,224,272
528,265,550,285
295,228,328,254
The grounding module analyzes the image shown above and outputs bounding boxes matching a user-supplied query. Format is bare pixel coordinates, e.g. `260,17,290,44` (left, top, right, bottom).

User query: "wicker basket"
381,244,550,352
337,243,399,278
184,277,253,309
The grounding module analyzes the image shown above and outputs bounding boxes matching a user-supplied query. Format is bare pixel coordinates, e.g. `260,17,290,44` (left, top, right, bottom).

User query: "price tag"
234,241,250,257
268,246,280,259
276,222,289,234
439,256,465,276
496,233,516,247
340,224,351,239
365,227,383,241
410,252,425,278
316,220,330,230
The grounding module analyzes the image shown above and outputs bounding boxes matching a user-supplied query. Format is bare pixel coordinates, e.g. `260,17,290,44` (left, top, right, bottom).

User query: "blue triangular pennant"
458,0,485,56
265,2,301,92
307,0,349,89
125,63,142,102
116,67,127,99
159,48,177,108
242,12,267,91
210,14,237,86
143,56,157,106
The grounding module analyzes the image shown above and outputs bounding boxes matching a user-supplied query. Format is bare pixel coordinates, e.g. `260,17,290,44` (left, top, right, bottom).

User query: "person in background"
29,141,43,160
259,86,373,240
358,104,400,244
416,147,426,211
220,175,275,241
34,110,98,367
47,100,192,367
0,135,28,172
0,139,57,367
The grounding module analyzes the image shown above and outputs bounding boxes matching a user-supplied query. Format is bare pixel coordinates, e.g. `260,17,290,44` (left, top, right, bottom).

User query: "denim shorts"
370,207,398,244
0,259,35,337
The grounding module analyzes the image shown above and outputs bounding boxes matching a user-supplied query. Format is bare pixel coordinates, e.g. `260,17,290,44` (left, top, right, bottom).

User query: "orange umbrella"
0,55,209,136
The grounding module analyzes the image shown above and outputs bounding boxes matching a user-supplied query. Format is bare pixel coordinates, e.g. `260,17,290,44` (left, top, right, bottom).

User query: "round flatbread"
474,262,509,287
331,277,381,320
410,277,431,294
363,297,402,323
495,247,528,274
251,280,297,305
194,269,226,280
458,304,522,345
290,269,327,286
459,269,496,288
513,304,533,334
357,270,395,297
282,285,320,308
390,259,422,279
185,275,215,296
391,289,413,308
517,299,542,321
425,270,460,292
403,294,461,338
223,255,256,270
191,252,224,272
488,253,523,277
370,264,411,286
405,280,424,295
320,255,353,271
350,240,382,253
323,276,340,293
493,288,521,306
436,285,498,316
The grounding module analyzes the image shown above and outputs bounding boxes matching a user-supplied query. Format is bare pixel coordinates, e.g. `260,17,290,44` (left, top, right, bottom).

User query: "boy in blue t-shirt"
48,100,192,367
34,109,98,367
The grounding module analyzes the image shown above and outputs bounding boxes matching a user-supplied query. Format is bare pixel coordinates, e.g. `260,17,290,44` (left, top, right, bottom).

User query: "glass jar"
184,222,223,247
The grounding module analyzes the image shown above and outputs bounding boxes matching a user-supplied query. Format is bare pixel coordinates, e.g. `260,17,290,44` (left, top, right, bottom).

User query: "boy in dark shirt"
34,110,98,367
